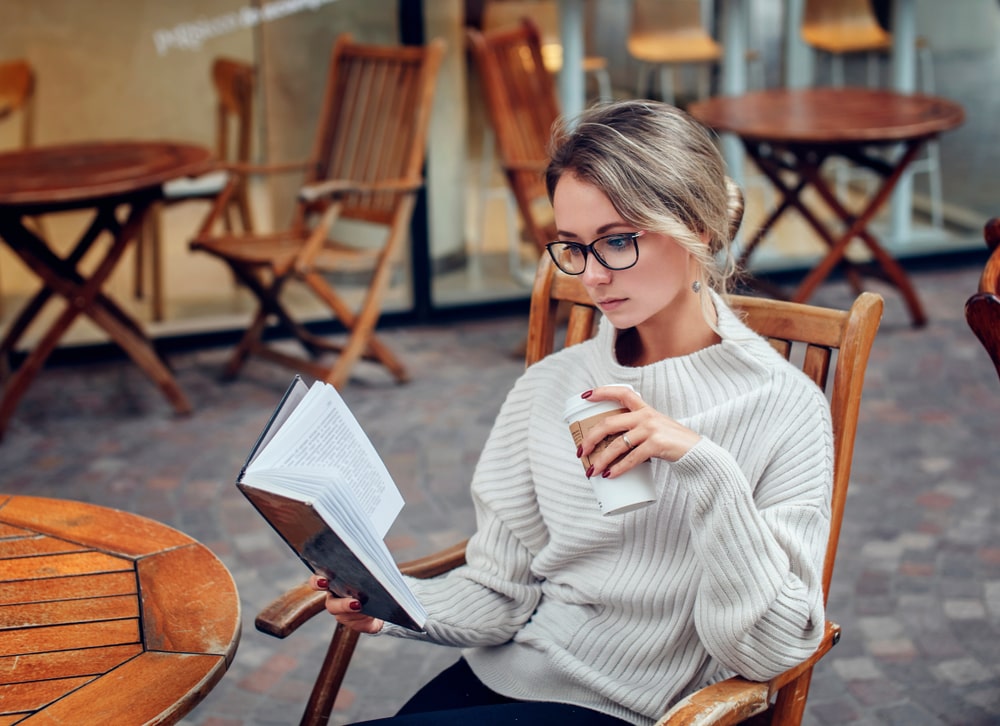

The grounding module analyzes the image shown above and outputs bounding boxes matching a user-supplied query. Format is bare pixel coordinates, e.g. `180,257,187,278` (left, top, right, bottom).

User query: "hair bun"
724,177,745,242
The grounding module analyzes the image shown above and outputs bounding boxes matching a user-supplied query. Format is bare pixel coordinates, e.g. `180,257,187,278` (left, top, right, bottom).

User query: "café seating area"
2,253,998,726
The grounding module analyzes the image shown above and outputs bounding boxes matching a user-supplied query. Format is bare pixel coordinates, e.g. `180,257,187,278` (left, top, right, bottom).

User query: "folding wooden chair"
136,57,256,322
965,217,1000,381
254,253,884,726
191,36,444,389
466,18,560,264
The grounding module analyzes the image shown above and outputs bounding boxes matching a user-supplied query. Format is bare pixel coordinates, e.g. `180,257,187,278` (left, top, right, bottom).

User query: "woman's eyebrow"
555,222,631,239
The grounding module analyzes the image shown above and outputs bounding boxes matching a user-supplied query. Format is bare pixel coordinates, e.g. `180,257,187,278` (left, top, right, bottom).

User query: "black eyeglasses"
545,231,644,275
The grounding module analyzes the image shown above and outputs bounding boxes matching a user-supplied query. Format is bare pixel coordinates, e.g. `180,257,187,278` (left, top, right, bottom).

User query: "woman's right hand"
309,575,384,634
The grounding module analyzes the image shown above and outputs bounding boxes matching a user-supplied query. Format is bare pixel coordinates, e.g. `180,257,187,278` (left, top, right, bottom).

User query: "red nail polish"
585,465,594,477
581,390,593,399
316,578,329,589
601,470,611,478
349,600,362,611
576,445,583,458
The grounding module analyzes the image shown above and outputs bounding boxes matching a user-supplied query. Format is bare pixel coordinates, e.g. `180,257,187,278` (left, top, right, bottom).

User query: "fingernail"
349,600,362,611
601,470,611,478
576,445,583,458
585,465,594,477
581,390,593,399
316,578,329,589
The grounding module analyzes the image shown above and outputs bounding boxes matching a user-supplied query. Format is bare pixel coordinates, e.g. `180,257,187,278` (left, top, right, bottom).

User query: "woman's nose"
580,257,611,286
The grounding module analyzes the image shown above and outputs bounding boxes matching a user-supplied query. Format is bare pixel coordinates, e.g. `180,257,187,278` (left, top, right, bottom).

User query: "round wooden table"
0,495,241,723
0,141,213,439
688,88,965,327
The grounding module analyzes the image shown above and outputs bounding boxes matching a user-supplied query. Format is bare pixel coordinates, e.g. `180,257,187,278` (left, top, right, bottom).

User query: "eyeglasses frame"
545,230,645,276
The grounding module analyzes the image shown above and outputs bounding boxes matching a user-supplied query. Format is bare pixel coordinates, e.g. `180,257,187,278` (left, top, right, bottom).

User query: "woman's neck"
617,297,721,366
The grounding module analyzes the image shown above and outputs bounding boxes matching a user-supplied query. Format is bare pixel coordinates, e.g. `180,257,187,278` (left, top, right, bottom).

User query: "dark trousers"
353,657,631,725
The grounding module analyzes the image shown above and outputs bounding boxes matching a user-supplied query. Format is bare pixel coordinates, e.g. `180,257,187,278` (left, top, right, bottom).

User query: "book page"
247,381,403,537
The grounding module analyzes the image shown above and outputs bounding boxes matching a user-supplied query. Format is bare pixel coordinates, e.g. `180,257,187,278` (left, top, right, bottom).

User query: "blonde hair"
545,101,744,307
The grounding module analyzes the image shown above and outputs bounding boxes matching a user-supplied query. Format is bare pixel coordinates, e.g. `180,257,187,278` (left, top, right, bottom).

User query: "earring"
691,280,702,293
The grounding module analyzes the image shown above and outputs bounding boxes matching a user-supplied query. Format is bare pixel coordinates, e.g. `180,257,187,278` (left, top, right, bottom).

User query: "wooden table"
0,495,241,723
0,140,212,439
688,88,964,327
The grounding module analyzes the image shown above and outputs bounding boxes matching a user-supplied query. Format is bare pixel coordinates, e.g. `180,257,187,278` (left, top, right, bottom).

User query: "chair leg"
149,204,164,322
299,624,361,726
303,269,408,388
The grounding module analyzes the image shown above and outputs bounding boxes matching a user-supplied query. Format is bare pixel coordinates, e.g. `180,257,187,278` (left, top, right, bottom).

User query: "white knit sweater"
382,295,833,725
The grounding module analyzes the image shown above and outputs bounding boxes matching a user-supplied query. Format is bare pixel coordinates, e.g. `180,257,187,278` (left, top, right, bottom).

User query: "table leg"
0,200,191,438
0,206,115,359
738,140,928,326
795,142,928,326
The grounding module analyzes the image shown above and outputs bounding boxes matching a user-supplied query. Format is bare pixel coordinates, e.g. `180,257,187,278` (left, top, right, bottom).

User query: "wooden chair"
466,19,560,284
965,217,1000,381
0,59,40,315
482,0,611,102
627,0,722,105
254,254,884,726
136,57,256,322
800,0,942,227
190,36,445,389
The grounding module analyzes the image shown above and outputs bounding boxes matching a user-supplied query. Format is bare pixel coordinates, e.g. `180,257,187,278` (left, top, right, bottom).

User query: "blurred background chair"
253,250,884,726
470,1,607,286
134,57,256,322
191,36,445,390
0,59,40,316
482,0,611,103
627,0,722,105
466,18,561,286
965,217,1000,381
800,0,942,228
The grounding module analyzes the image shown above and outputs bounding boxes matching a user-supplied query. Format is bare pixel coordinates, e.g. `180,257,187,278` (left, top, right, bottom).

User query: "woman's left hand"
577,385,701,479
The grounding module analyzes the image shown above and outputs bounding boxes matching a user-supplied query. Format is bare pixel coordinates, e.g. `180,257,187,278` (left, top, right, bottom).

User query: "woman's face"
552,173,699,333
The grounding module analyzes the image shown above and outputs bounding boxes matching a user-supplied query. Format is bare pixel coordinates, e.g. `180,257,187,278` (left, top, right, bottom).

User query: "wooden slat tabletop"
0,495,241,724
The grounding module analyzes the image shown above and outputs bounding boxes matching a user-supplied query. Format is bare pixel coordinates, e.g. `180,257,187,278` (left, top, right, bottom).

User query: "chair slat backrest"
0,59,36,149
211,57,255,167
965,217,1000,381
307,37,444,226
631,0,710,35
467,19,560,250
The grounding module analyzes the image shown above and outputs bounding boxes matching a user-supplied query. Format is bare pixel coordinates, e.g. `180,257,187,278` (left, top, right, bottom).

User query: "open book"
238,376,427,631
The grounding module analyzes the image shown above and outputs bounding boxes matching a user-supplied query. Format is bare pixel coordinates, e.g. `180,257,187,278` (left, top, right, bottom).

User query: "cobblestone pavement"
2,263,998,725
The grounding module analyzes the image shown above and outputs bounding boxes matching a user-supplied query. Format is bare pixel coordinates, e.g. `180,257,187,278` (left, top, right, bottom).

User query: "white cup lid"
563,383,636,423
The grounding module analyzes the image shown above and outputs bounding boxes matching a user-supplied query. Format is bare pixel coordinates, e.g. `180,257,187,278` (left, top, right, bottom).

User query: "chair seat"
162,169,230,199
193,231,379,272
627,32,722,64
801,25,892,54
540,45,609,75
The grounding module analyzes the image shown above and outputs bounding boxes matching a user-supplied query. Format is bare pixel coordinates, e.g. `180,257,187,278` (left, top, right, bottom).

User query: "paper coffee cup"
564,384,656,516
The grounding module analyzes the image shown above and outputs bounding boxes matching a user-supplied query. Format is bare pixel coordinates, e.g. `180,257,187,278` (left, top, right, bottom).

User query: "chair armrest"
399,539,468,578
255,582,327,639
298,177,423,204
657,621,841,726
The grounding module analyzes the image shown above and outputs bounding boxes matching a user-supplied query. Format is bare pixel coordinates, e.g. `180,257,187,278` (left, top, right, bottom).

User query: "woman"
310,100,833,725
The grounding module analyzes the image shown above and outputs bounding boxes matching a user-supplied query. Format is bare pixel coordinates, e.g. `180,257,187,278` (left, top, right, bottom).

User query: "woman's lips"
597,297,627,312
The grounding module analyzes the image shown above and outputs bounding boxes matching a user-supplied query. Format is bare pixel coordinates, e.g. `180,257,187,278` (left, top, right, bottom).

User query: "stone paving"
2,262,999,725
